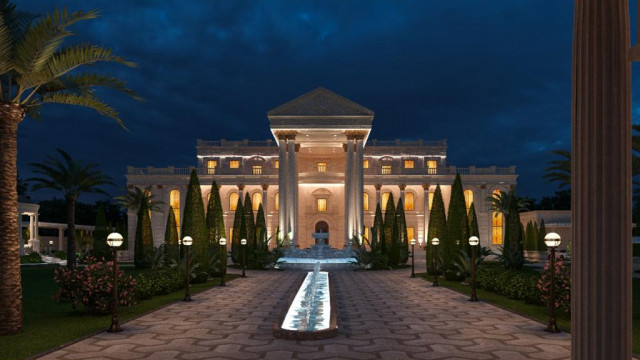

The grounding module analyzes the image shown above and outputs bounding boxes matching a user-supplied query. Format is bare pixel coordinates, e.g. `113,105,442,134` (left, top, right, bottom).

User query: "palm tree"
0,3,138,335
487,189,529,218
29,149,114,269
542,150,571,190
114,186,162,212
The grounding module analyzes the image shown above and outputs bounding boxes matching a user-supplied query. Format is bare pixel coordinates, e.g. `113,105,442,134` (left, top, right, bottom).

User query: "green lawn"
416,273,640,354
0,265,239,360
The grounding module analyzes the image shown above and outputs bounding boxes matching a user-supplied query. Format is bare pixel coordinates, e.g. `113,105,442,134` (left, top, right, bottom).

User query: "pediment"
267,87,374,117
312,188,333,197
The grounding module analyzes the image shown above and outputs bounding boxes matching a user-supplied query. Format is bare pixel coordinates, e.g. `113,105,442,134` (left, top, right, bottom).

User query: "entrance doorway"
315,221,329,246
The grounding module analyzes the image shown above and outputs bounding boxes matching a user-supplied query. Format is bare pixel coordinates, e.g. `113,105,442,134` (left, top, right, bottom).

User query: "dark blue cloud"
18,0,628,202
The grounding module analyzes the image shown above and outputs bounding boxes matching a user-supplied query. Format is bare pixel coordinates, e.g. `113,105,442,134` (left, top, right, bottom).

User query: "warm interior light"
106,233,123,248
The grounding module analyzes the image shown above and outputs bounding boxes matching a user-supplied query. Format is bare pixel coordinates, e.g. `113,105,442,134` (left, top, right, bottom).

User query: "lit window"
317,162,327,172
363,160,369,169
382,192,390,211
464,190,474,211
492,189,503,245
170,189,180,237
252,165,262,175
207,160,217,175
427,160,438,174
229,227,234,241
405,193,414,211
363,192,369,211
275,192,279,211
407,227,415,242
381,165,392,175
229,160,240,169
404,160,414,169
229,192,239,211
428,192,434,211
364,227,370,243
252,192,262,211
317,198,327,212
275,160,279,169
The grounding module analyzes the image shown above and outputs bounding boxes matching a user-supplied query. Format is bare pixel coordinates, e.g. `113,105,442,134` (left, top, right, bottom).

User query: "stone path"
38,269,571,360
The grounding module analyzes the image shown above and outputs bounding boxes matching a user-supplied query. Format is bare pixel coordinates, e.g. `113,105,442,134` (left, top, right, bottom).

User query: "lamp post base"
545,323,560,333
107,321,122,333
183,295,192,302
469,295,478,302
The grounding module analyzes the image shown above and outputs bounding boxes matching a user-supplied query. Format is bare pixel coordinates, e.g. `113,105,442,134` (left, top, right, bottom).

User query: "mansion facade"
125,88,517,257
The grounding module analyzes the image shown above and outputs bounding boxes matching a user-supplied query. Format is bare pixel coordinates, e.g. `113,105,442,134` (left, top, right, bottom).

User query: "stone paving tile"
37,268,570,360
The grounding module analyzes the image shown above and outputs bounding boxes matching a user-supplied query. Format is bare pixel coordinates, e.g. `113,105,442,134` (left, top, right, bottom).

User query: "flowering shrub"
53,257,137,315
537,259,571,314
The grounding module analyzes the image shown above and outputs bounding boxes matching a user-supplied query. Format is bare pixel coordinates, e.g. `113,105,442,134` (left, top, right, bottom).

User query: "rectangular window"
407,227,415,242
364,227,370,244
381,165,392,175
427,160,438,174
206,160,217,175
252,165,262,175
275,160,279,169
317,198,327,212
363,160,369,169
428,192,434,211
492,212,503,245
404,160,414,169
317,162,327,172
229,228,234,241
229,160,240,169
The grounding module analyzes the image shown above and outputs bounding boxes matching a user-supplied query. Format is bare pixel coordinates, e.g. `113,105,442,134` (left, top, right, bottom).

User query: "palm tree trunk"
66,197,77,269
0,103,25,335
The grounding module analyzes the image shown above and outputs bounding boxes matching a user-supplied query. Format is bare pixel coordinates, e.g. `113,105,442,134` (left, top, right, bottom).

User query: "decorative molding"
422,184,430,190
375,184,382,190
267,87,374,117
295,144,301,152
237,184,245,190
398,184,406,191
261,184,269,190
345,130,368,140
274,130,298,140
312,188,333,197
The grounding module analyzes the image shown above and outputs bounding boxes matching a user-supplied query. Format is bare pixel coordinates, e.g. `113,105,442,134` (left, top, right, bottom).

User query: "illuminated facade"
125,88,517,256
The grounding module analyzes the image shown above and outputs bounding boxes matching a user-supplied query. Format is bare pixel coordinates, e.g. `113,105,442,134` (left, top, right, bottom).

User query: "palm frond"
40,92,126,128
39,72,142,101
14,8,99,74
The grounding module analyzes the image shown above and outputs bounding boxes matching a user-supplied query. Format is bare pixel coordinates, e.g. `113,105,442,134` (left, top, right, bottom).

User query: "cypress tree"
181,170,208,265
164,205,179,263
255,203,266,241
447,174,469,259
504,194,522,254
243,193,256,256
388,216,401,267
396,198,409,263
468,202,479,238
116,221,128,251
231,197,243,263
373,203,384,251
134,199,153,268
383,192,396,252
538,219,547,251
93,204,111,260
426,185,447,273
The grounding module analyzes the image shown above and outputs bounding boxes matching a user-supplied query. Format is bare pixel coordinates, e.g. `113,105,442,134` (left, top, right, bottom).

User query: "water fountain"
273,262,338,339
274,232,358,270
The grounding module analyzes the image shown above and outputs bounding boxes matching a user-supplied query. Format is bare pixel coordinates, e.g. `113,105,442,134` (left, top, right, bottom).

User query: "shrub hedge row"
134,269,184,300
475,266,543,305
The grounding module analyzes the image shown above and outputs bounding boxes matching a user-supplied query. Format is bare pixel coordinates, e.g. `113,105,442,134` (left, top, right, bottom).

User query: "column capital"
237,184,245,190
422,184,430,191
345,130,367,140
374,184,382,190
295,144,301,152
399,184,406,191
274,130,298,140
261,184,269,190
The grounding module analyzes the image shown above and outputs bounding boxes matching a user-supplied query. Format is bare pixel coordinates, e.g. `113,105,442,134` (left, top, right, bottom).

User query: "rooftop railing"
197,139,275,147
367,139,447,147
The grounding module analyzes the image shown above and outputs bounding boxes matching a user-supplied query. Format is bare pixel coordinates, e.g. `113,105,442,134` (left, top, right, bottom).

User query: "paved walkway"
38,268,571,360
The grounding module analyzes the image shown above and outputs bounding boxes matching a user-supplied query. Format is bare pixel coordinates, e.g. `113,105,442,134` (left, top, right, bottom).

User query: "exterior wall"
520,210,572,250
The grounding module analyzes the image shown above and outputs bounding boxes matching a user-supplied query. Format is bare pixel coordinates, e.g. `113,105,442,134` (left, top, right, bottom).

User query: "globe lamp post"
544,232,562,333
240,238,247,278
410,238,416,278
182,236,193,302
468,236,479,302
431,238,440,287
219,238,227,286
106,232,123,333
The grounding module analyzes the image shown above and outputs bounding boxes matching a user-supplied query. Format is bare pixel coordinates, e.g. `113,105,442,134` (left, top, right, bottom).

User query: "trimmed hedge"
475,266,542,305
20,252,43,264
134,269,184,300
634,243,640,257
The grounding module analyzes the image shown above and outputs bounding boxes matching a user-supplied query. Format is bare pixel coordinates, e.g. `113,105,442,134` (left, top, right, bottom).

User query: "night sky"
17,1,639,202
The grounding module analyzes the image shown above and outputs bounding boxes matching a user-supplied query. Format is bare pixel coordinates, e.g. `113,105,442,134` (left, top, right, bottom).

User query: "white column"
287,139,298,247
278,138,287,242
58,227,64,251
28,214,34,242
345,140,354,247
375,184,381,208
399,184,406,207
32,213,40,252
423,184,430,239
238,184,245,203
355,139,364,238
262,184,269,238
18,213,23,256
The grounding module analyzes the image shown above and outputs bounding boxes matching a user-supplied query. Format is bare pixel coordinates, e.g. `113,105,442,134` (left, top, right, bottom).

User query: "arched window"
252,192,262,211
275,192,279,211
170,189,180,237
492,189,503,245
405,193,414,211
464,189,474,212
363,192,369,211
381,192,390,211
229,192,239,211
